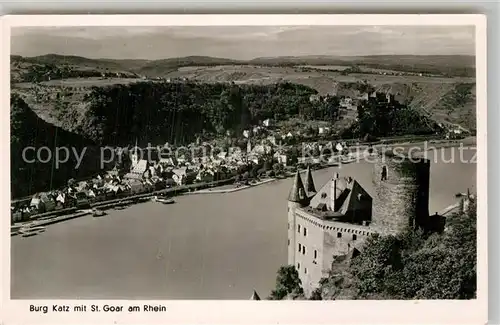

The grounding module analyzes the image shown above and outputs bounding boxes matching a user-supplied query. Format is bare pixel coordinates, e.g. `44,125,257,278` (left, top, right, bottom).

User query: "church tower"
131,138,139,168
287,170,308,265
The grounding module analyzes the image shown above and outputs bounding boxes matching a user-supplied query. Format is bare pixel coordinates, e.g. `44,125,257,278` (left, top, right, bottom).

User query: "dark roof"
288,170,307,203
304,165,316,195
250,290,261,300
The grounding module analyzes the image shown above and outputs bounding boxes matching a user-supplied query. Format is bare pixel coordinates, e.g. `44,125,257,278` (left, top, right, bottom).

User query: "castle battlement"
295,208,377,237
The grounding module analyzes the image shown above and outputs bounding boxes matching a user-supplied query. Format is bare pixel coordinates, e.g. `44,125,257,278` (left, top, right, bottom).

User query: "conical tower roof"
304,165,316,196
250,290,261,300
288,170,307,203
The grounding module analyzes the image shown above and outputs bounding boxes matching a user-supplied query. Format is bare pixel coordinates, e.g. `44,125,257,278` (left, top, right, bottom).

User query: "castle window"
303,227,307,236
304,268,308,274
288,239,290,246
337,232,342,238
314,250,318,259
288,223,290,230
321,193,327,199
298,225,301,233
353,234,357,240
302,246,306,255
297,263,300,270
298,243,302,252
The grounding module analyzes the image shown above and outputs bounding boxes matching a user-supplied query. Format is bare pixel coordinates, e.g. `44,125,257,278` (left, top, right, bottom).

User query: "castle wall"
293,208,326,297
287,201,300,265
372,156,430,234
292,208,375,296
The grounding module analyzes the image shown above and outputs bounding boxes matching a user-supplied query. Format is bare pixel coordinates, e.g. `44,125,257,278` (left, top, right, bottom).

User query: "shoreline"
9,137,475,204
187,178,278,194
10,139,475,230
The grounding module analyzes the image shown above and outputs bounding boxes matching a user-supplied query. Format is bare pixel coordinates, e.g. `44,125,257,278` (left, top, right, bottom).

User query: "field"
14,77,143,89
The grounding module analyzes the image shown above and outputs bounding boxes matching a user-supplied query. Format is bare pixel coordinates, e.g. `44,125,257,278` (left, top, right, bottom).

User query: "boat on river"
152,196,175,204
92,208,106,217
18,225,46,237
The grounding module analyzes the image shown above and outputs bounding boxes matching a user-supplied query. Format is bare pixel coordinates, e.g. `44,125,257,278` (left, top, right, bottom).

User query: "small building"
309,94,321,102
263,119,273,128
318,127,330,135
267,136,277,146
253,126,262,135
172,167,188,185
124,159,149,181
274,152,288,166
128,180,145,194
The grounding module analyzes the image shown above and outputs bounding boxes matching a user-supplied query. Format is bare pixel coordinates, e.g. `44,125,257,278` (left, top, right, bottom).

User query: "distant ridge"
12,53,475,73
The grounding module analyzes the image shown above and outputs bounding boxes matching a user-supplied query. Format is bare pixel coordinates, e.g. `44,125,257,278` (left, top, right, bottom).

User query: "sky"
11,26,475,60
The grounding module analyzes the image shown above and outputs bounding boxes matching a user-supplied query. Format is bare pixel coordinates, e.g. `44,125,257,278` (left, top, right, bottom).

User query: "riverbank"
12,178,281,232
11,210,92,237
348,136,476,153
11,137,475,226
190,178,278,194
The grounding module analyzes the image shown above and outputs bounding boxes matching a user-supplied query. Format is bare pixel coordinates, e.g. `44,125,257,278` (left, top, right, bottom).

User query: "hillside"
10,53,476,149
12,55,476,132
12,53,475,77
10,94,111,198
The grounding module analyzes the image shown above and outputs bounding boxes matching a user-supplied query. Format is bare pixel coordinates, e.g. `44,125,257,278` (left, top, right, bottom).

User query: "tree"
272,163,281,175
263,160,272,172
269,265,304,300
234,174,241,183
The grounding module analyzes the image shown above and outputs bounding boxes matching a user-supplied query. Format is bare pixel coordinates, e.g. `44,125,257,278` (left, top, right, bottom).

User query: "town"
10,120,357,226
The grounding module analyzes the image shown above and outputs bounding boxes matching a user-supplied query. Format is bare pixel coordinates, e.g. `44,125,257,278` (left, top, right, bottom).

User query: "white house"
318,127,330,135
263,119,273,127
172,167,188,185
267,136,277,146
273,152,288,166
253,126,262,135
309,94,321,102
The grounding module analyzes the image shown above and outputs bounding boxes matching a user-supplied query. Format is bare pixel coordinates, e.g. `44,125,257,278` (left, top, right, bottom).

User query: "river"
11,148,476,299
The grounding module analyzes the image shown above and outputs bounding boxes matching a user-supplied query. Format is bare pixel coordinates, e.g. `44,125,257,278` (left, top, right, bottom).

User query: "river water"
11,148,476,299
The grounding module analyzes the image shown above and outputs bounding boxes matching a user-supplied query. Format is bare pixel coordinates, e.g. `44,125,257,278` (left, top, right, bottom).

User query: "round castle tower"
372,151,431,234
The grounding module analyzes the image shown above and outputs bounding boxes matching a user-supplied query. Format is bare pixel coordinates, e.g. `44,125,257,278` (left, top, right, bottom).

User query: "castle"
287,152,443,296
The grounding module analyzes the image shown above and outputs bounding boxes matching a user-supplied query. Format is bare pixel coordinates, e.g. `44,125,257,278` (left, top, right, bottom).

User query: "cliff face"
10,94,110,198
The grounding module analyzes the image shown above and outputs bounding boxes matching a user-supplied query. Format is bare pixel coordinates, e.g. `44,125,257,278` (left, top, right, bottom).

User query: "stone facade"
291,207,376,296
372,154,430,234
